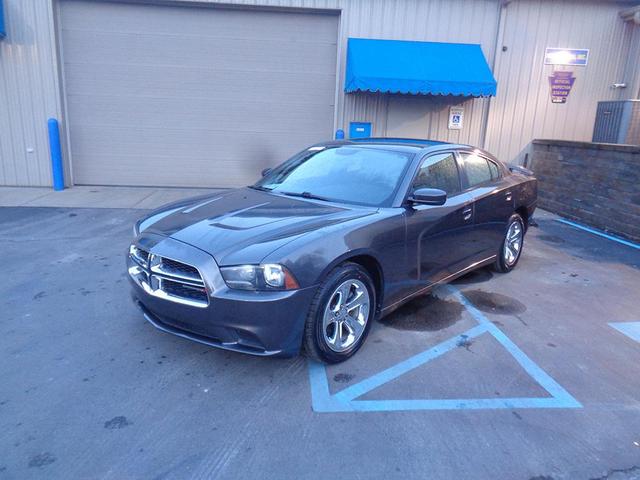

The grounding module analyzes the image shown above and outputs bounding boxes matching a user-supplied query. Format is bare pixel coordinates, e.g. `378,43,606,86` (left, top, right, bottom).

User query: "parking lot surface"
1,206,639,479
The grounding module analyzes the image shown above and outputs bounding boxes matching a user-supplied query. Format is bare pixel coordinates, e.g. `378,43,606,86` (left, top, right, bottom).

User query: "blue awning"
345,38,497,97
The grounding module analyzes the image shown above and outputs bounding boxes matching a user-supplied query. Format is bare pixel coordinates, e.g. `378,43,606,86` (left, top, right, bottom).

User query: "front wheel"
303,262,376,363
493,214,525,273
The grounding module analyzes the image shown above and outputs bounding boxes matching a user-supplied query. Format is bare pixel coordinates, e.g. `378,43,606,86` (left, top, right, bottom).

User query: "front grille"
128,246,208,308
159,257,201,281
162,279,208,303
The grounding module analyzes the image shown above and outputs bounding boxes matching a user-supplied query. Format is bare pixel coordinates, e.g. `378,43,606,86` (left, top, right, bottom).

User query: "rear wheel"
493,214,525,273
303,263,375,364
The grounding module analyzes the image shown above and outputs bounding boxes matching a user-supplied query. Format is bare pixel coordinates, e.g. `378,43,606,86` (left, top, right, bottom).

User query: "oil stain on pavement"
104,416,133,429
461,290,527,316
28,453,56,468
452,267,494,285
380,294,464,331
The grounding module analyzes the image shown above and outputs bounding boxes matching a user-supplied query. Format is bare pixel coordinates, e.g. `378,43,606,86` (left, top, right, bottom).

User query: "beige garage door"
59,0,338,187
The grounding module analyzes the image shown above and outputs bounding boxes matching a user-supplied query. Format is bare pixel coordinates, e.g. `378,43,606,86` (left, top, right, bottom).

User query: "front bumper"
128,233,317,357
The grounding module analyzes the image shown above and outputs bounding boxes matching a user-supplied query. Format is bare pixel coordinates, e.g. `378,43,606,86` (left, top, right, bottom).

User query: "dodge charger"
128,139,537,363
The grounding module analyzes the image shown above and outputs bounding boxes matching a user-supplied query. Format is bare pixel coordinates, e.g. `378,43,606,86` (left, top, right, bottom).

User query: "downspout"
620,5,640,99
480,0,510,150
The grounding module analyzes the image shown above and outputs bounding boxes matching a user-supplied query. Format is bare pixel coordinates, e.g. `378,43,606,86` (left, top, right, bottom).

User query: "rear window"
460,152,499,187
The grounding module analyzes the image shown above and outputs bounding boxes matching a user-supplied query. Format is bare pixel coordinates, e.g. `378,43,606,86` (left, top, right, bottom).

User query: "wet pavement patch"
462,290,527,316
452,268,494,285
380,294,464,331
456,334,473,350
28,452,56,468
333,373,355,383
537,234,565,244
104,416,133,429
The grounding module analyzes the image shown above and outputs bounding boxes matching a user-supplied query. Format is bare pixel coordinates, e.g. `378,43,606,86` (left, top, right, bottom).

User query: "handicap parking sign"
448,107,464,130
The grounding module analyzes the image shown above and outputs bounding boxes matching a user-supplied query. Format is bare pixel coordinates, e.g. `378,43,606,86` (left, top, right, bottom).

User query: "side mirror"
408,188,447,206
261,168,272,177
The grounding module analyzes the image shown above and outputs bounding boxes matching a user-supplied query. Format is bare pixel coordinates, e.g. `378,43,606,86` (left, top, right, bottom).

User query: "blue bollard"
335,129,345,140
47,118,64,191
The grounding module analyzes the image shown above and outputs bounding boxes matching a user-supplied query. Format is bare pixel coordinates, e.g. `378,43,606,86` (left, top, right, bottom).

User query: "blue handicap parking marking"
556,218,640,250
308,285,582,413
609,322,640,343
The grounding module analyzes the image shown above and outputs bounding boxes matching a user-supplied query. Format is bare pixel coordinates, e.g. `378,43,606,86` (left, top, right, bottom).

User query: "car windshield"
253,146,413,207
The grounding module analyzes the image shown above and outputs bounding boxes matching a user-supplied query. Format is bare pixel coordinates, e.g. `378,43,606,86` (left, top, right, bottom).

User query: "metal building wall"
0,0,636,186
484,0,634,164
0,0,63,186
334,0,500,145
0,0,501,186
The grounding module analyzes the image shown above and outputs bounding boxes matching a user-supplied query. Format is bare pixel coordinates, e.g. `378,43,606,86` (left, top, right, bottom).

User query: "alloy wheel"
322,279,370,353
503,219,523,266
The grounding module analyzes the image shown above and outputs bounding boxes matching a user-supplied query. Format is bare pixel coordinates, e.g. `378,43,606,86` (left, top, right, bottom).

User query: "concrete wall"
530,139,640,241
0,0,639,187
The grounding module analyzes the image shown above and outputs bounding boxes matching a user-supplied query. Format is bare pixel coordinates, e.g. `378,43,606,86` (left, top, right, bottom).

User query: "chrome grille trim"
150,258,202,284
129,244,149,267
128,246,208,308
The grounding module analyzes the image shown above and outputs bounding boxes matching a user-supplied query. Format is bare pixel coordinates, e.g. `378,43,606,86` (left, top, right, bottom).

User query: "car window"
254,146,413,207
412,152,461,195
487,159,500,180
460,152,493,187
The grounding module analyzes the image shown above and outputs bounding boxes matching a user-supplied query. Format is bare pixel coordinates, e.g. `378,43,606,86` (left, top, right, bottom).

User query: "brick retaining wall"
530,139,640,242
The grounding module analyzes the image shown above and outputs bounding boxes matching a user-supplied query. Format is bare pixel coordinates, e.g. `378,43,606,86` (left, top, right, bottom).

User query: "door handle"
505,191,513,202
462,207,472,221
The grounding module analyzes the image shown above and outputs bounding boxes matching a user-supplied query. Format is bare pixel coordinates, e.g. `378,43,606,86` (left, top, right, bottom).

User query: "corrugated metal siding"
385,95,491,145
625,20,640,99
192,0,500,147
336,0,500,146
0,0,63,186
59,0,339,187
0,0,636,186
484,0,633,164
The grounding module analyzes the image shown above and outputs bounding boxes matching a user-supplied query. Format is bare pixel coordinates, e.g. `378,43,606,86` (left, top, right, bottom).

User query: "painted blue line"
609,322,640,343
333,324,487,402
338,397,573,412
308,360,335,412
307,285,582,412
556,218,640,250
449,286,581,407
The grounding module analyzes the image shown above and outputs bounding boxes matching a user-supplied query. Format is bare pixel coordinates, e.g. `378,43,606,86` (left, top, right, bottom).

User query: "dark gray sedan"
128,139,537,363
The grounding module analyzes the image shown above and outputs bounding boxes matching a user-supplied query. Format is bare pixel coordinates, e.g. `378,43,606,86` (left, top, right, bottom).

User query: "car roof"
312,138,497,159
350,137,446,147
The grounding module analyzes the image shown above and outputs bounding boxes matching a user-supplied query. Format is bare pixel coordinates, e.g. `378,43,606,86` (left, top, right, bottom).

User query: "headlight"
220,264,299,291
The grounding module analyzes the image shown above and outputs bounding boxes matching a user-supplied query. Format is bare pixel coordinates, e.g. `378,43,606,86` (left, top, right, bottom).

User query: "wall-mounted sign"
448,106,464,130
544,48,589,66
349,122,371,139
548,71,576,103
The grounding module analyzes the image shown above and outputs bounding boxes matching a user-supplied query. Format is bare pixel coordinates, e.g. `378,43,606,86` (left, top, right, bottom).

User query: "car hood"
141,188,376,265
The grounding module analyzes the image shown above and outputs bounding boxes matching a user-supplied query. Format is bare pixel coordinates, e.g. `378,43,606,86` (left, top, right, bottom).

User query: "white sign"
544,48,589,66
448,107,464,130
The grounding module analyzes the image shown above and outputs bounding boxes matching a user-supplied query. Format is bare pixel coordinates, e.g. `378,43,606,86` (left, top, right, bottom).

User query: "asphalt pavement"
0,206,639,479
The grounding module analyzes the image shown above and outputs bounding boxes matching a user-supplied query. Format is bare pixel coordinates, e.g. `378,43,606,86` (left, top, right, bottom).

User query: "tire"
493,213,525,273
303,262,376,364
493,213,526,273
